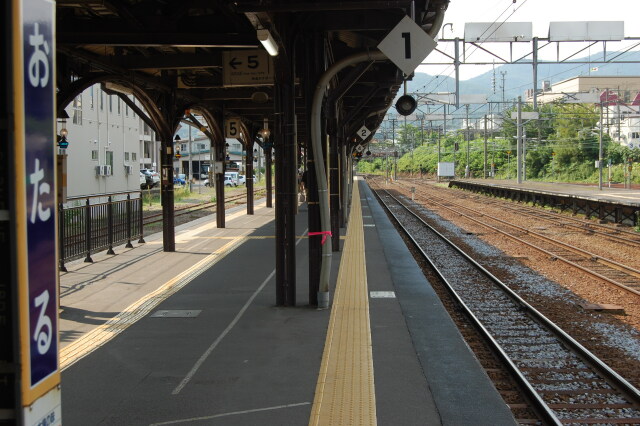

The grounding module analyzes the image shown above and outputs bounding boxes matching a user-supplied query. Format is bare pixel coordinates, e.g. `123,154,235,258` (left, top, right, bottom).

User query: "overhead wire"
416,0,530,95
413,0,517,93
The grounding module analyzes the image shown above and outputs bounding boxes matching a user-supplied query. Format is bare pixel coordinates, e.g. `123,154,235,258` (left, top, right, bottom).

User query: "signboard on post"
357,125,371,140
377,15,437,76
511,111,540,120
225,117,241,138
222,50,274,87
13,0,62,424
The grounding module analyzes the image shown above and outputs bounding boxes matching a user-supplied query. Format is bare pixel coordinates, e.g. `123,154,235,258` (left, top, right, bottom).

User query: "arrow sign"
223,50,274,87
377,15,437,76
229,57,242,69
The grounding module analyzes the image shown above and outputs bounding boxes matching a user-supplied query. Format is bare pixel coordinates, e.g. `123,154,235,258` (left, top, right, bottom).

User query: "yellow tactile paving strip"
309,179,376,426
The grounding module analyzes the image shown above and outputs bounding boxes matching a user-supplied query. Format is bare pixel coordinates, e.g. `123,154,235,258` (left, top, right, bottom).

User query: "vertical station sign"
13,0,61,424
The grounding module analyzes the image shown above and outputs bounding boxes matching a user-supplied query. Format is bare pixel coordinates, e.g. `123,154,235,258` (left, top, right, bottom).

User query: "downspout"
427,4,446,39
312,6,447,308
312,51,387,308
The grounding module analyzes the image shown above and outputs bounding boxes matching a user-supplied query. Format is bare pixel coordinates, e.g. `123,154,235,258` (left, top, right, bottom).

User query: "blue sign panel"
23,0,58,388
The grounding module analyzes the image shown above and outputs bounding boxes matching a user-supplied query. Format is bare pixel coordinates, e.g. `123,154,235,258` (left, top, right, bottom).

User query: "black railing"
59,191,145,271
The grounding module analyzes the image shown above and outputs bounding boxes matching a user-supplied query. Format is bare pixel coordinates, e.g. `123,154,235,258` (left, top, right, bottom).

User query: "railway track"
392,181,640,297
142,189,265,226
372,185,640,425
397,181,640,249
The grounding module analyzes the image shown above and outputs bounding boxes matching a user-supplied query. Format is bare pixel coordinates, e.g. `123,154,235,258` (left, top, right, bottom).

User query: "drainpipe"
312,8,446,308
312,51,387,308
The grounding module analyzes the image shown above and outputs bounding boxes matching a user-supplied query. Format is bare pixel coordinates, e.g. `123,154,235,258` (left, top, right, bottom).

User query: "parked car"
238,175,246,185
203,176,236,187
140,172,153,189
140,169,160,187
173,173,186,186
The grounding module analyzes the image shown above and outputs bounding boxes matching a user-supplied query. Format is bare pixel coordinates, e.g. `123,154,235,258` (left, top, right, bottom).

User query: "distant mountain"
406,50,640,104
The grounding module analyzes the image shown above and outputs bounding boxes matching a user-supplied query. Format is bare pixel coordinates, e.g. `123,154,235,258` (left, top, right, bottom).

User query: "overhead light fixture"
257,29,279,56
258,117,271,140
395,95,417,116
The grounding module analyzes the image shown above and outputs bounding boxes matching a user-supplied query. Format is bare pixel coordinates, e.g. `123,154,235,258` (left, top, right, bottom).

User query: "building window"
181,144,187,152
630,132,640,139
125,152,130,161
89,86,94,109
72,95,82,124
106,151,114,175
91,150,98,161
125,102,129,117
109,95,113,113
117,97,121,115
132,152,137,161
100,91,104,111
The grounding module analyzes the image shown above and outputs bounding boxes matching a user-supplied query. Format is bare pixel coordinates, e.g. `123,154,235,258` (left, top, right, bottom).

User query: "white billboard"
464,22,532,42
549,21,624,41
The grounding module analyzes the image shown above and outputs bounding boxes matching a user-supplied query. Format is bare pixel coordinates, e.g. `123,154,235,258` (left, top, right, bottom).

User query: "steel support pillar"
329,123,340,253
266,148,273,207
158,92,178,252
245,132,255,215
215,135,225,228
274,53,297,306
304,33,323,306
340,143,348,227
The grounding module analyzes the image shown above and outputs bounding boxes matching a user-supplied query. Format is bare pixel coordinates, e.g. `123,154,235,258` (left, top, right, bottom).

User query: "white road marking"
148,402,311,425
171,230,308,395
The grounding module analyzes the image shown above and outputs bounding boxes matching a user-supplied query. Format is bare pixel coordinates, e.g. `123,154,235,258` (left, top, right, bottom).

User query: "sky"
418,0,640,80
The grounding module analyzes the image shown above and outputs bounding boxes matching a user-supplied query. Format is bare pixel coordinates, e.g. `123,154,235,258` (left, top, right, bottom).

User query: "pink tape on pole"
308,231,332,245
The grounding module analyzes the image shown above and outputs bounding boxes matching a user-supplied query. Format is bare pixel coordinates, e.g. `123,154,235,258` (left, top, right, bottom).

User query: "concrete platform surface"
59,185,516,425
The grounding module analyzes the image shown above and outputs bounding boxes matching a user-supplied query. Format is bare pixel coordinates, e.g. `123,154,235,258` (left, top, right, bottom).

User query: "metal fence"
59,191,144,271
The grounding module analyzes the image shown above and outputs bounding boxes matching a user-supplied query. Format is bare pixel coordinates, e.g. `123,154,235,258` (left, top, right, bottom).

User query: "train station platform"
450,179,640,226
59,179,516,425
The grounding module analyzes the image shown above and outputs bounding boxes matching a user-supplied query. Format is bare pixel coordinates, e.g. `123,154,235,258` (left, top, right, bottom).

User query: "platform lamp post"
258,118,271,192
57,112,70,206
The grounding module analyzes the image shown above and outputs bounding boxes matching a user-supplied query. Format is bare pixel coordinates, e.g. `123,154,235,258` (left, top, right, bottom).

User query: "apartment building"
58,84,159,198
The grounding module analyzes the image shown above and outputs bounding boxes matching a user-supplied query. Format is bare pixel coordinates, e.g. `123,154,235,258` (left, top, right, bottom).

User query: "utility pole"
437,126,441,182
516,96,523,184
465,104,470,178
390,116,397,181
500,71,507,112
484,115,488,179
599,100,603,190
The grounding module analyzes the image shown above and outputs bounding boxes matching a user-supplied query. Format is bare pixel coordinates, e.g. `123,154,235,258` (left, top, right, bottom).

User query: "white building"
172,132,250,179
59,84,158,197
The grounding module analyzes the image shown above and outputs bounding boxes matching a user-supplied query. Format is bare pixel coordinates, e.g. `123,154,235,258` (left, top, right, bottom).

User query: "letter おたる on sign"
19,1,61,416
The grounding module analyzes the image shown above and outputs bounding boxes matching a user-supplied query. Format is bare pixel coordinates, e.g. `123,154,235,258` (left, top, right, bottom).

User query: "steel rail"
428,183,640,248
371,184,640,424
403,184,640,297
142,189,266,225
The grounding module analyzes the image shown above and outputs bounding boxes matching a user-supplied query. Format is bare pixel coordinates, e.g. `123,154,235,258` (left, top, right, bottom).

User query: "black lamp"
57,110,69,149
396,95,417,116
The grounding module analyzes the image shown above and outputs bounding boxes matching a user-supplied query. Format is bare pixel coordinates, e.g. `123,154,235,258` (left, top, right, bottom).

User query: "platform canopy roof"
56,0,449,139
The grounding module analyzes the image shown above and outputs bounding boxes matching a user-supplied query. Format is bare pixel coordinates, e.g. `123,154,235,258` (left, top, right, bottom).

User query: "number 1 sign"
377,15,437,76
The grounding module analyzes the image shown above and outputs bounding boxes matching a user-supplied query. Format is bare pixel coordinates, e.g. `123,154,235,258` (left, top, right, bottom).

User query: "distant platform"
449,179,640,225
